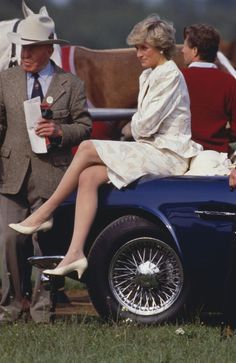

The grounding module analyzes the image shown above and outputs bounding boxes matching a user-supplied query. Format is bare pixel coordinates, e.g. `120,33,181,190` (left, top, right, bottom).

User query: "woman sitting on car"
9,14,202,279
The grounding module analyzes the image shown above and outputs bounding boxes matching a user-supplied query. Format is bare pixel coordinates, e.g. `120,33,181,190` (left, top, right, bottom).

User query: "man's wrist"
52,124,62,138
49,136,62,147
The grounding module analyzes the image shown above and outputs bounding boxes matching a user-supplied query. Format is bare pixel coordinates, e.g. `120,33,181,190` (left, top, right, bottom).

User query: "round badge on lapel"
46,96,53,105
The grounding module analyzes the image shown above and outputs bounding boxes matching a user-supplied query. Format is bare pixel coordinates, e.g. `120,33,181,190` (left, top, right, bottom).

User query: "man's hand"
35,118,62,138
229,168,236,191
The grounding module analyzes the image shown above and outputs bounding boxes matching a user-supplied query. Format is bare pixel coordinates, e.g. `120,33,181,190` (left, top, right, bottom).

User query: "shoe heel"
76,269,82,279
42,227,50,232
41,218,53,232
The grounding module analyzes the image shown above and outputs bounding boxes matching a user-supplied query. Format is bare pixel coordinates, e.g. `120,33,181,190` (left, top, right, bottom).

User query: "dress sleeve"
131,67,184,139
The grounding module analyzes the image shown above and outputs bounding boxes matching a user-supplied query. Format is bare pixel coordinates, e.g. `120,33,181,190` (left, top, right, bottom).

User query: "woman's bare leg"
57,164,108,267
21,141,104,227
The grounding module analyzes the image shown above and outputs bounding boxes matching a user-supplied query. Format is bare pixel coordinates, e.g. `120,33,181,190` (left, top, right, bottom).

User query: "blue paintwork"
60,174,236,308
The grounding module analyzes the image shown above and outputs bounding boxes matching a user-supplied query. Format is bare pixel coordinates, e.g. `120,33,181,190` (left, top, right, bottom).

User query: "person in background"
0,14,92,323
9,14,202,282
182,23,236,176
182,24,236,337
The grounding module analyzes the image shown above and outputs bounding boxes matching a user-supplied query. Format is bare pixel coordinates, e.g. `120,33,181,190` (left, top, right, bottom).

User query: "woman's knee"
78,140,94,153
74,140,99,163
79,167,107,189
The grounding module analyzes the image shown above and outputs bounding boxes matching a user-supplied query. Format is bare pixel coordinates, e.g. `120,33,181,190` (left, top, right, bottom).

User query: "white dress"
92,60,202,189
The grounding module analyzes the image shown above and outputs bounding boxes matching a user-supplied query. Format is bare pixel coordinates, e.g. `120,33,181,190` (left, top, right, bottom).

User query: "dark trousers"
0,167,51,322
223,230,236,328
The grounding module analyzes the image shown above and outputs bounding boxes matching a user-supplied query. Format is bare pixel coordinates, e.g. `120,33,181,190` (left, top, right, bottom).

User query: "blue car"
36,173,236,324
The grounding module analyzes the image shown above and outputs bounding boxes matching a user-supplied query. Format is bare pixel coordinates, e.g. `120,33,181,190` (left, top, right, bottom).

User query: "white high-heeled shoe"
43,257,88,279
8,218,53,235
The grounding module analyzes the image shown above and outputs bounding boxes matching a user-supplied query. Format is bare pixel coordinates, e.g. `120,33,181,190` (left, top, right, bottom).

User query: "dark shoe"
0,297,31,324
0,313,14,325
0,311,27,324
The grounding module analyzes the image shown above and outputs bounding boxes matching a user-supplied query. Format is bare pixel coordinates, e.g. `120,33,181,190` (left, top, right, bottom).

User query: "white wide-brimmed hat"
185,150,230,176
7,14,69,46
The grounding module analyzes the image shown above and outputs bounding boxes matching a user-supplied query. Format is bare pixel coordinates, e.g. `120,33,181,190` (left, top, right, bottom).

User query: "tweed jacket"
0,63,92,198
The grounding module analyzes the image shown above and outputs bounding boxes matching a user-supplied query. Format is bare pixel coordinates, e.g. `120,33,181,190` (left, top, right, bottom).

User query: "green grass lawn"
0,318,236,363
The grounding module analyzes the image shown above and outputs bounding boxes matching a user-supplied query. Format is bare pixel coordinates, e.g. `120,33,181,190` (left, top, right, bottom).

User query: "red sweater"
182,67,236,152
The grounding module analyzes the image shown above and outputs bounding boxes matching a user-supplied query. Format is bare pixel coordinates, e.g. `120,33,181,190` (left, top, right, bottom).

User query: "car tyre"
87,215,189,324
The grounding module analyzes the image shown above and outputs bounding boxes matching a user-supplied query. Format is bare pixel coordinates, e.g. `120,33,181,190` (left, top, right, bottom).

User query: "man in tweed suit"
0,14,92,322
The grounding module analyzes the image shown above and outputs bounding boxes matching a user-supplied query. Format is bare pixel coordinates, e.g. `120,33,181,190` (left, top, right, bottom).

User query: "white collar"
189,61,217,69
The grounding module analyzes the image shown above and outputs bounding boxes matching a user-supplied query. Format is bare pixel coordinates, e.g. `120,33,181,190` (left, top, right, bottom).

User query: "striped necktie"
31,73,44,102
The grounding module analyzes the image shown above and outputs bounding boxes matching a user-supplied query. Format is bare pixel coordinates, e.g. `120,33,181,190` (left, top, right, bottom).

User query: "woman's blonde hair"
127,14,176,59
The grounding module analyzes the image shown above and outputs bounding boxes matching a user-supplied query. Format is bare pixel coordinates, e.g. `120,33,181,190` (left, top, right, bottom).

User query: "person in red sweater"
181,24,236,176
182,24,236,154
182,24,236,337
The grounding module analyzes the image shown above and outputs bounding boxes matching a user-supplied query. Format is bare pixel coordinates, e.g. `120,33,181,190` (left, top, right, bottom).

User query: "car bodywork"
38,174,236,323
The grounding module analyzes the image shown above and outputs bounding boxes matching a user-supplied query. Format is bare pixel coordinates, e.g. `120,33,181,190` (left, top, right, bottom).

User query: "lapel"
138,69,151,107
44,66,67,106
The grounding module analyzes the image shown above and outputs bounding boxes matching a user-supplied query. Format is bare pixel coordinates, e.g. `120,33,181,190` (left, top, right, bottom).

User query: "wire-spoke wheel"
109,237,184,316
87,215,189,324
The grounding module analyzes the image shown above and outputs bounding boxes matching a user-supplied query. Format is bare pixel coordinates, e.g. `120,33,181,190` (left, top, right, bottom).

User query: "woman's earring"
160,50,163,54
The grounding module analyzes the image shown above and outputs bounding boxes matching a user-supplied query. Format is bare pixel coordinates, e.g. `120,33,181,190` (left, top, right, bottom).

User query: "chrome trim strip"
195,210,236,217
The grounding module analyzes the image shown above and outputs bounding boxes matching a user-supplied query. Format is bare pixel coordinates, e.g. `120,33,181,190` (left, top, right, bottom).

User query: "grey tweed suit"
0,62,92,322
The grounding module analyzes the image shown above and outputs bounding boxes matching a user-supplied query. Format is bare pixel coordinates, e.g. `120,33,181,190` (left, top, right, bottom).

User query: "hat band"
21,37,52,42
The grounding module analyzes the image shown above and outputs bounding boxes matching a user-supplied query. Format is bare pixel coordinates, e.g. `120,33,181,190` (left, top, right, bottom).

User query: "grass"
0,317,236,363
0,274,235,363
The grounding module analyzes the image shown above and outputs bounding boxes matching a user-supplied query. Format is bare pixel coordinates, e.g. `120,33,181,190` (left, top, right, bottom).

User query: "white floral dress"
92,60,202,189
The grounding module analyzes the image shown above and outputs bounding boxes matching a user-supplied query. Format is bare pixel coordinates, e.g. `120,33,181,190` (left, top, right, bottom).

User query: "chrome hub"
135,261,160,288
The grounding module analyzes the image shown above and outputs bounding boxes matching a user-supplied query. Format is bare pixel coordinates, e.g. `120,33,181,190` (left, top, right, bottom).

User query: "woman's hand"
229,168,236,191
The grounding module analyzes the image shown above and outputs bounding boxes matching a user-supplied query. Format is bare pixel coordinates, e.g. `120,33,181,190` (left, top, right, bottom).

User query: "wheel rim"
109,237,184,316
